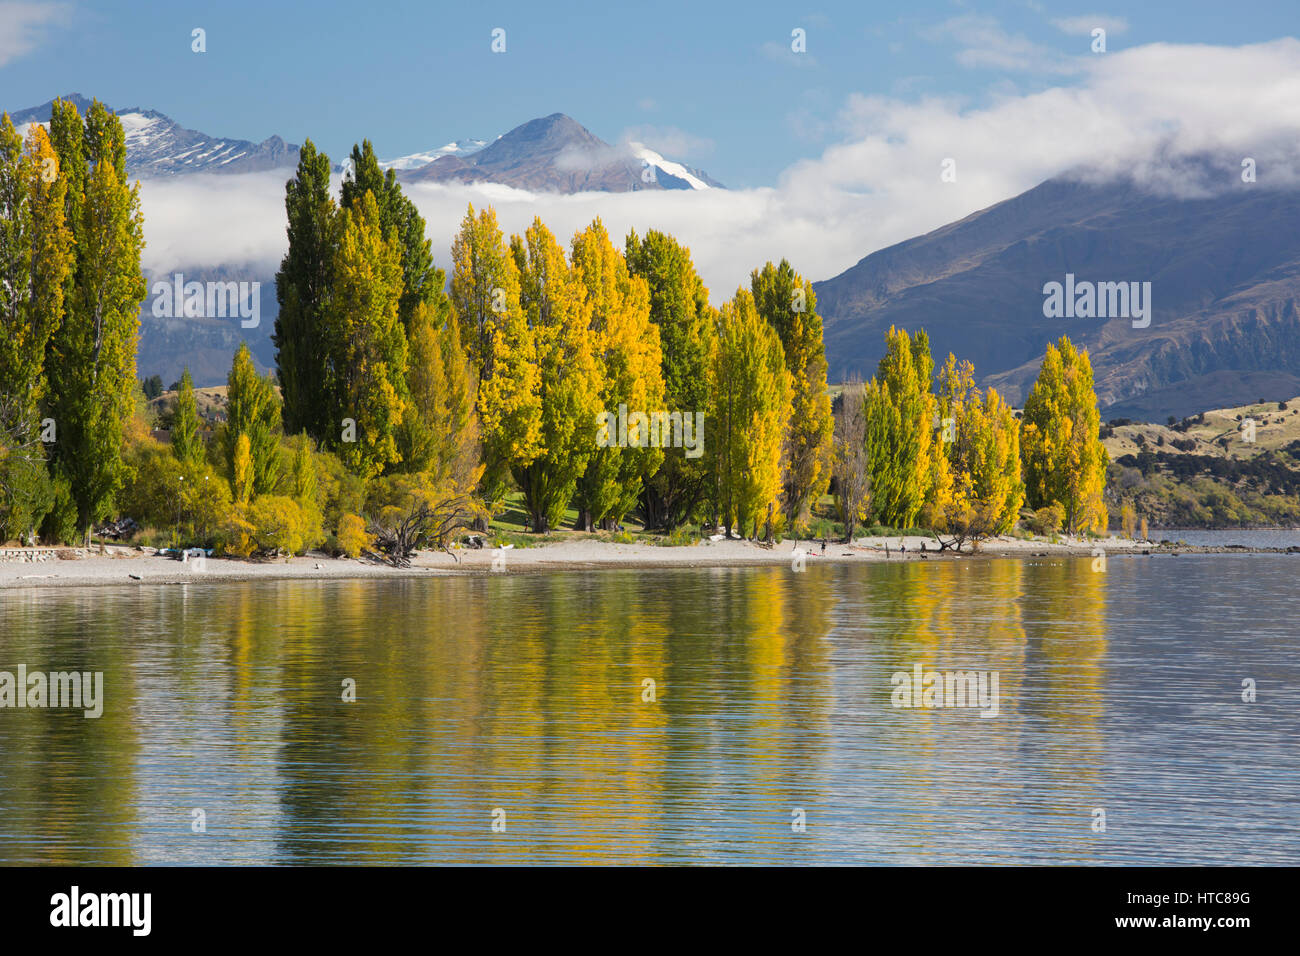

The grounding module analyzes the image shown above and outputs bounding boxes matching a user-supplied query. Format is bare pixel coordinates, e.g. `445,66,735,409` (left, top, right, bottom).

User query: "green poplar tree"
273,139,337,438
325,190,407,478
340,140,437,329
863,327,936,529
44,98,147,542
0,116,72,539
170,368,203,468
625,228,715,530
222,343,282,497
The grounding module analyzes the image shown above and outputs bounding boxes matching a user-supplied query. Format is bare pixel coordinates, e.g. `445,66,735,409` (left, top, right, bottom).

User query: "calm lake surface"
1,553,1296,865
1155,528,1300,548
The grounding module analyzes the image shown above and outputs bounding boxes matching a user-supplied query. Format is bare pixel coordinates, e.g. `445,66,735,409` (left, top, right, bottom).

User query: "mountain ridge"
813,165,1300,421
7,97,723,192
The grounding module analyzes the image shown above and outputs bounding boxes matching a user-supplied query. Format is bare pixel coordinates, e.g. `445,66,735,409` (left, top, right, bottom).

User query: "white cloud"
924,14,1081,74
0,1,70,67
138,39,1300,303
138,171,291,275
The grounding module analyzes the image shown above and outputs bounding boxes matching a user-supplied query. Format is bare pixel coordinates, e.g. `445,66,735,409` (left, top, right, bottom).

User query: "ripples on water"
0,554,1296,865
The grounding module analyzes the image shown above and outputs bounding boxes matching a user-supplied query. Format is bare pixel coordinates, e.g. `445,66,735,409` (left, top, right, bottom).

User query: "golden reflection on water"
13,554,1299,865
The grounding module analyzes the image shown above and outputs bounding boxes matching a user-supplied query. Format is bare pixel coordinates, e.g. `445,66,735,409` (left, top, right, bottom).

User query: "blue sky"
3,0,1295,187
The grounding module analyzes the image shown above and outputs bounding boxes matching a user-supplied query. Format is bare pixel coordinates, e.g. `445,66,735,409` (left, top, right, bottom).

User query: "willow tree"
571,219,665,531
1020,336,1108,534
509,218,601,532
751,260,833,526
45,98,147,542
0,116,72,539
625,228,714,530
710,289,792,540
450,204,540,512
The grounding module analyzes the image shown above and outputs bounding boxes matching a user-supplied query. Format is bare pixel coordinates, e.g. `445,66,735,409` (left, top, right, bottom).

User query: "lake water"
1153,528,1300,548
1,554,1296,865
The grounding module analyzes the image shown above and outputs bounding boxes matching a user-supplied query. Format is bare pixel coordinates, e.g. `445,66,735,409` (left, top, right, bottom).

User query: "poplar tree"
170,368,203,468
45,98,147,542
571,219,665,531
0,118,71,402
934,354,1023,548
450,204,540,510
751,260,833,526
326,190,407,478
832,377,871,542
222,343,282,497
231,432,254,505
625,228,714,530
710,289,791,539
340,140,437,330
397,298,482,491
273,139,337,438
1020,336,1108,534
510,218,601,532
863,327,936,529
0,117,71,538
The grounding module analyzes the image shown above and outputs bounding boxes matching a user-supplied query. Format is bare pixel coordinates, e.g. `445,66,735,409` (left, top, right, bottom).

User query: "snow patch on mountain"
628,143,712,190
381,138,490,171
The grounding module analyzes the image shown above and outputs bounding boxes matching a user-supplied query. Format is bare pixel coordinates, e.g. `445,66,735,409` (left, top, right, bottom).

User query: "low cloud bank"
140,39,1300,298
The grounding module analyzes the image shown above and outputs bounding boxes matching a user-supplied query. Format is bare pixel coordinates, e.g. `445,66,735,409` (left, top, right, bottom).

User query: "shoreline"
0,533,1292,591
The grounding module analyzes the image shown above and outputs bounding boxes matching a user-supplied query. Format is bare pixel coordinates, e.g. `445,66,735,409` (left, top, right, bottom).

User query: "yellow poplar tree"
232,432,254,504
450,204,540,511
571,219,665,530
510,218,602,532
937,352,1025,548
710,289,792,539
1120,503,1136,538
750,260,833,526
327,190,407,478
1021,336,1108,534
